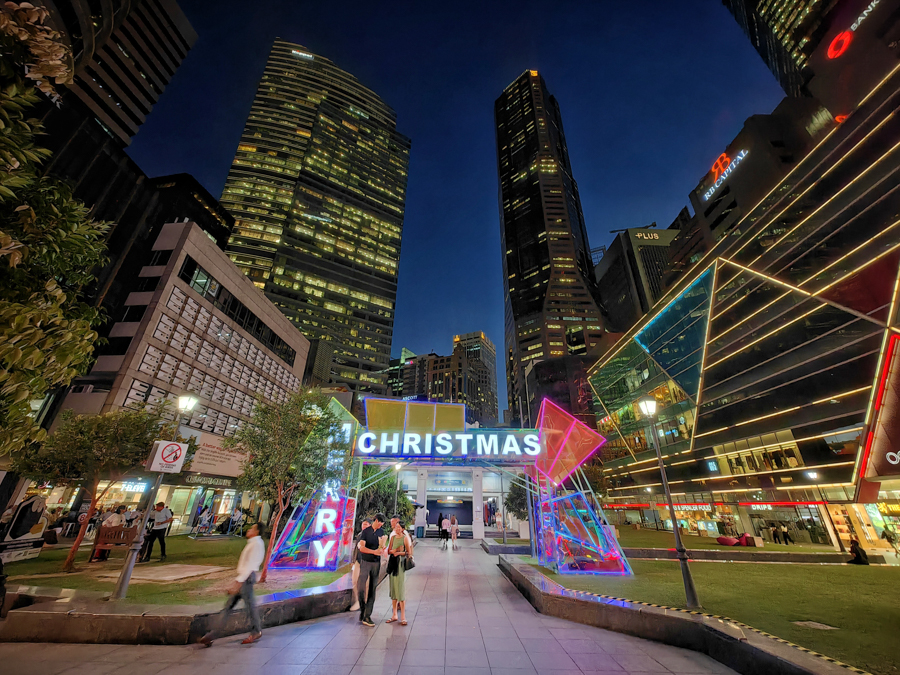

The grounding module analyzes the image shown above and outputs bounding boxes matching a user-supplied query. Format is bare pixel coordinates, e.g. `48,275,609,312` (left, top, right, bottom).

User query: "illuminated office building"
587,38,900,553
495,70,607,425
721,0,840,97
222,40,410,393
454,332,499,425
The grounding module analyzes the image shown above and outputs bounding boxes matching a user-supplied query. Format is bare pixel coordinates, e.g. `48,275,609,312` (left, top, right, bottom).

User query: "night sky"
128,1,784,412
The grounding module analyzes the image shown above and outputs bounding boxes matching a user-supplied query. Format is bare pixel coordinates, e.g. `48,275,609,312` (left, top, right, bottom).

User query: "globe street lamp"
112,395,198,599
638,396,701,609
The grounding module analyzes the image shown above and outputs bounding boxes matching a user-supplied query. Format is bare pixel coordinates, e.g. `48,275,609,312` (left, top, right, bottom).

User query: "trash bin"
416,526,424,538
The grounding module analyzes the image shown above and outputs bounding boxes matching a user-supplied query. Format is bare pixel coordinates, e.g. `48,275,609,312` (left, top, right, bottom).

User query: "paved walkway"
0,540,737,674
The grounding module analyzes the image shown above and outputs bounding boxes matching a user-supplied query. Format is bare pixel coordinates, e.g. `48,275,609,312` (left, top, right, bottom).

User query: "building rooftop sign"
702,150,748,201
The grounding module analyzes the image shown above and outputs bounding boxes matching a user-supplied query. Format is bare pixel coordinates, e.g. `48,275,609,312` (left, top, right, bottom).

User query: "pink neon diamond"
534,398,606,484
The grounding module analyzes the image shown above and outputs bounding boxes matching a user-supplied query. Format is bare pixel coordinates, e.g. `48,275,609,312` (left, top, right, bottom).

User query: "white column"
472,468,484,540
415,468,428,531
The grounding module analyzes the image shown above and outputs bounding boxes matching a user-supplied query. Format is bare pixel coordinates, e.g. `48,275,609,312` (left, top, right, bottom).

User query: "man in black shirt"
357,513,385,626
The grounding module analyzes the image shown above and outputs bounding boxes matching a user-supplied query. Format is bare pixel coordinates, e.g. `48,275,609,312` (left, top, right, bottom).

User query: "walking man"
141,502,173,562
441,515,451,550
199,522,266,646
357,513,385,627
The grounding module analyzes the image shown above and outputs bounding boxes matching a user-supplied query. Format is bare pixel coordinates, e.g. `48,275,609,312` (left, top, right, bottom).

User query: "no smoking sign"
147,440,188,473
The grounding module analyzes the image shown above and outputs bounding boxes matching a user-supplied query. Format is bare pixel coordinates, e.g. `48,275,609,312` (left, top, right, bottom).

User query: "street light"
393,463,402,514
112,395,198,600
638,396,701,609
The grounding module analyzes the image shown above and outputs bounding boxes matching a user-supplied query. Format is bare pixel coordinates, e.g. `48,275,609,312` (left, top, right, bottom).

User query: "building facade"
721,0,840,97
41,0,197,144
663,97,832,290
495,70,607,424
453,331,499,425
594,228,679,333
222,40,410,395
587,46,900,553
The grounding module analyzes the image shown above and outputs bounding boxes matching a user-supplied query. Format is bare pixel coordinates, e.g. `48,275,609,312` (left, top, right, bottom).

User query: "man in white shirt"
441,516,451,550
140,502,173,563
102,506,126,528
199,522,266,646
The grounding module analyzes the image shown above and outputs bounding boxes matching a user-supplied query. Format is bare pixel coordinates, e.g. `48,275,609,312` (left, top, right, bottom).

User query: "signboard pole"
111,472,163,600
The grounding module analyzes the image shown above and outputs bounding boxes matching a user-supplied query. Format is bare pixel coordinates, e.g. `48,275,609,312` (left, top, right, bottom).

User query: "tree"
354,464,415,531
505,478,529,522
227,390,351,583
0,3,108,455
12,404,178,571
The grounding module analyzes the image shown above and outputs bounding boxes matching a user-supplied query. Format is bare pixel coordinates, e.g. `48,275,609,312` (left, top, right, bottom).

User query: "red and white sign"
147,440,188,474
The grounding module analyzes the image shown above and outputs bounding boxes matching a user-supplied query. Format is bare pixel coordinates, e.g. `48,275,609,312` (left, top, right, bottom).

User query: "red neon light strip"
861,333,899,476
737,501,825,506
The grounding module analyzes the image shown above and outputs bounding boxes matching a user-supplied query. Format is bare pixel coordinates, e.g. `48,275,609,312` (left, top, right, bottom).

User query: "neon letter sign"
703,150,748,201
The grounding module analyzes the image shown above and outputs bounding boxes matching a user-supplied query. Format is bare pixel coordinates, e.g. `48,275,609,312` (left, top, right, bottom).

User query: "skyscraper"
43,0,197,144
721,0,840,97
223,40,411,394
495,70,607,423
454,331,499,425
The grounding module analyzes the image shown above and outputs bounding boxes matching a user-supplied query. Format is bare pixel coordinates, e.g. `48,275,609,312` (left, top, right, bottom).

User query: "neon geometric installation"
268,487,356,571
528,469,632,576
534,398,606,485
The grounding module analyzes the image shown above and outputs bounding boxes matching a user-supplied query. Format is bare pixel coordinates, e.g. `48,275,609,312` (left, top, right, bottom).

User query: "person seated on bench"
96,506,127,561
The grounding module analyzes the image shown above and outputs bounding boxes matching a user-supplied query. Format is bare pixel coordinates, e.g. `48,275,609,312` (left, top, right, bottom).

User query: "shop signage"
602,504,650,510
184,474,234,488
657,503,712,512
121,482,148,493
702,150,748,202
634,232,659,240
877,501,900,515
827,0,880,59
147,441,188,473
190,433,245,478
0,495,48,563
354,429,542,460
750,504,773,511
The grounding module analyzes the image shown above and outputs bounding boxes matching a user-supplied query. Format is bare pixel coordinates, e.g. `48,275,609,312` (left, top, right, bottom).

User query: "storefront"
739,502,831,545
600,503,649,526
157,473,269,535
655,503,730,537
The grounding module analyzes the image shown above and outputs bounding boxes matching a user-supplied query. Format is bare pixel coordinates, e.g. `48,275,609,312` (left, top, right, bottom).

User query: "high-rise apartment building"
42,0,197,144
721,0,840,97
222,40,410,394
495,70,607,423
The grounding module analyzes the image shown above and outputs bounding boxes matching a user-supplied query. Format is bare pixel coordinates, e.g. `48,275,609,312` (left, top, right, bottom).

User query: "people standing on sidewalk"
198,522,266,647
441,515,450,550
141,502,173,562
349,520,371,613
386,520,411,625
770,524,781,544
450,515,459,550
436,512,443,536
781,523,793,545
357,513,386,627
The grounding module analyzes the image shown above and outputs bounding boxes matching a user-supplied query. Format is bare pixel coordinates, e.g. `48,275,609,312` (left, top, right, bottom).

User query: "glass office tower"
223,40,410,393
495,70,607,423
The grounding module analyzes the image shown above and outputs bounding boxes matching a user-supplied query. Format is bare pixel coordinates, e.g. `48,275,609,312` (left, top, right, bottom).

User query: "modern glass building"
223,40,410,393
587,54,900,553
495,70,607,425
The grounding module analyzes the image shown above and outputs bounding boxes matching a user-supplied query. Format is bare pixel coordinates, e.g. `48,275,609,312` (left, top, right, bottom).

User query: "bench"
90,526,138,562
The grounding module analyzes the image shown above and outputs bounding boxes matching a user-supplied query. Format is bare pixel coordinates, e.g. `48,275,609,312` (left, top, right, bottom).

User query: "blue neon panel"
634,268,713,400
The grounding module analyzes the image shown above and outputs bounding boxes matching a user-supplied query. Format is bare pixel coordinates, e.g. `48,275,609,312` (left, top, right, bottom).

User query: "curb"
497,555,871,675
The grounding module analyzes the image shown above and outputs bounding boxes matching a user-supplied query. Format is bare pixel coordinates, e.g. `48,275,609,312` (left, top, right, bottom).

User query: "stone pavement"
0,539,737,674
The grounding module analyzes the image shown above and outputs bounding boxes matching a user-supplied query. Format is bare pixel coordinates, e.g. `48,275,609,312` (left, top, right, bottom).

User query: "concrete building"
663,97,833,289
594,227,679,333
40,0,197,145
58,221,309,440
453,332,499,425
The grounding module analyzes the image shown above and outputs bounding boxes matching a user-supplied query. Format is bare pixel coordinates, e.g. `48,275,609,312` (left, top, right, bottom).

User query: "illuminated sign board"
827,0,880,59
355,429,542,460
291,49,314,60
634,232,659,240
702,150,748,201
656,503,712,512
751,504,773,511
120,482,148,493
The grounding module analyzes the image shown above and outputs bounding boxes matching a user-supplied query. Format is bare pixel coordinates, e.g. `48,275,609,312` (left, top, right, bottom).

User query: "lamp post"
393,462,402,514
638,396,701,609
112,395,198,600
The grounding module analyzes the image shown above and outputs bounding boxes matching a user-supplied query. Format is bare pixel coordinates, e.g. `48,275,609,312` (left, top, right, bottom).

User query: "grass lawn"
4,535,345,605
528,557,900,675
614,526,836,552
493,538,530,545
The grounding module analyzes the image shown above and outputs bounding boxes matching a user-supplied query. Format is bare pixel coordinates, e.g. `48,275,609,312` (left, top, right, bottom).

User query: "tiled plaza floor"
0,539,737,674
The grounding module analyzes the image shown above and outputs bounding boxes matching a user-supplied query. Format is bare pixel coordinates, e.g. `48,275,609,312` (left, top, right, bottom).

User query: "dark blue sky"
128,1,784,412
